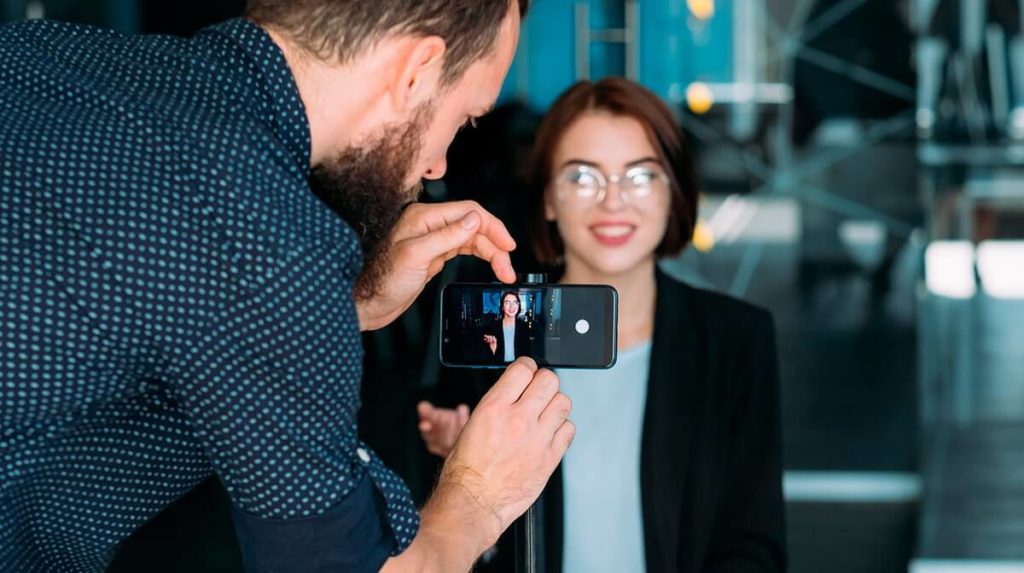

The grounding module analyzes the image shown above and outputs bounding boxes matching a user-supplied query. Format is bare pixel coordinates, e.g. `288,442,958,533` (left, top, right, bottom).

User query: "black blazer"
481,316,534,364
436,270,786,572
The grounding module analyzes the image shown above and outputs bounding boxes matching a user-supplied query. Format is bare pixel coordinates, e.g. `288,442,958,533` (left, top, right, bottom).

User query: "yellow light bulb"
687,0,715,20
691,219,716,252
686,82,715,115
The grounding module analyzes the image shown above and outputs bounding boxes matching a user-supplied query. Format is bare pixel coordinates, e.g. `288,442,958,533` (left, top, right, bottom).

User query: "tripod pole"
515,497,544,573
516,272,548,573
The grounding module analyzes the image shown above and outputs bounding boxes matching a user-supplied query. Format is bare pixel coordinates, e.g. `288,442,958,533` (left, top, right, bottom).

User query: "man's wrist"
356,301,371,331
379,468,501,573
355,298,403,332
419,474,503,570
355,300,383,332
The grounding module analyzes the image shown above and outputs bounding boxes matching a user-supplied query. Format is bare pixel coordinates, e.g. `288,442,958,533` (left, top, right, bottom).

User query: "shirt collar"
199,18,312,172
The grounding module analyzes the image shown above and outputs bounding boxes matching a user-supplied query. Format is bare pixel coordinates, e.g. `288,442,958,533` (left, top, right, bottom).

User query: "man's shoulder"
0,19,359,277
0,19,123,50
0,19,263,131
0,19,195,94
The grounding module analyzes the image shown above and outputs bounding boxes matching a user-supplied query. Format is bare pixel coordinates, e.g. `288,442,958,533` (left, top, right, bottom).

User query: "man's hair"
247,0,528,85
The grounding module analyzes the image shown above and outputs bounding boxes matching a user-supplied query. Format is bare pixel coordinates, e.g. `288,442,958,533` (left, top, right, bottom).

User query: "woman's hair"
525,77,699,266
499,290,521,317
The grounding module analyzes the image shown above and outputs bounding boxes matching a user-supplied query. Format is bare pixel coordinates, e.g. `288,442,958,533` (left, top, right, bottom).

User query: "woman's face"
501,294,520,318
545,112,672,277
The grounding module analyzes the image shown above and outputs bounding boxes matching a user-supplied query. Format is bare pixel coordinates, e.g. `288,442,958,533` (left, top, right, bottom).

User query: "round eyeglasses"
553,164,670,209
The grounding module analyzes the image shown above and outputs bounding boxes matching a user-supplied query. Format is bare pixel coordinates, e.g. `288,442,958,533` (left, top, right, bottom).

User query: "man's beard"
309,103,434,302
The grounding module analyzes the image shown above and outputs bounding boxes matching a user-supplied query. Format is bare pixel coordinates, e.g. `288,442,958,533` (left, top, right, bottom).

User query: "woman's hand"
418,401,471,457
482,334,498,355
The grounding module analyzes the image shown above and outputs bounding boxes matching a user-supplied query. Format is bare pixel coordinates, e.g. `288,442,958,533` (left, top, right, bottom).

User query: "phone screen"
440,283,617,369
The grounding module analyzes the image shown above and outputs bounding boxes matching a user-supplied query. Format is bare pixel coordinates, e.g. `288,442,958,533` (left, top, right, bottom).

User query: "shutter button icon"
575,319,590,334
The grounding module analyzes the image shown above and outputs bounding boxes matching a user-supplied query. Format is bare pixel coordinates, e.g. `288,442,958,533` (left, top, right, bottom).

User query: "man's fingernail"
461,211,481,229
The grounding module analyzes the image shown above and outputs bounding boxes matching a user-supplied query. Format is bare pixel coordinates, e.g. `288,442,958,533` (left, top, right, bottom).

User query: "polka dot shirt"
0,17,418,572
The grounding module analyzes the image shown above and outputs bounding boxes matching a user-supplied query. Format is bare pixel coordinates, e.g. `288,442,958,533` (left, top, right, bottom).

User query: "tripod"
514,497,544,573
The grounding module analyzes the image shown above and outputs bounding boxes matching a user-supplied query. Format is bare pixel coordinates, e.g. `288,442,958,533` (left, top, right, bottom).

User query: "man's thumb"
406,209,482,264
460,211,481,230
424,210,480,254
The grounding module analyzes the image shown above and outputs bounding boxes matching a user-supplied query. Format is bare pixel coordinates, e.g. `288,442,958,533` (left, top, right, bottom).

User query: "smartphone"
439,282,618,369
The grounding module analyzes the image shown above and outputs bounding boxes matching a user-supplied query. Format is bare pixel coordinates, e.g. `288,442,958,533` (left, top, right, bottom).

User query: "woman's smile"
589,222,637,246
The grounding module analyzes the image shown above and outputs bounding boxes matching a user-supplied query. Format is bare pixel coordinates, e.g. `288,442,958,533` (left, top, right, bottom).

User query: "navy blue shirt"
0,17,418,572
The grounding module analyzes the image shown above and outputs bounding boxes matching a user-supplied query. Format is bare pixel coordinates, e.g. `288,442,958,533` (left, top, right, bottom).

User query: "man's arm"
384,359,575,572
175,197,565,571
165,237,419,572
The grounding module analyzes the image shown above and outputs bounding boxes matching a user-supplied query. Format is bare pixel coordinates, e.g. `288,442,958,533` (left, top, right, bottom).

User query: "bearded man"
0,2,575,572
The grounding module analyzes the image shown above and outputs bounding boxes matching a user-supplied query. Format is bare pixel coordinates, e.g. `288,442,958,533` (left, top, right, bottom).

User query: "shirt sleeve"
230,469,391,573
162,239,419,569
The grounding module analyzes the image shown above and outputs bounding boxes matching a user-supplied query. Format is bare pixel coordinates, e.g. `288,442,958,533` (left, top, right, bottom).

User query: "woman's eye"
570,172,598,186
628,170,655,186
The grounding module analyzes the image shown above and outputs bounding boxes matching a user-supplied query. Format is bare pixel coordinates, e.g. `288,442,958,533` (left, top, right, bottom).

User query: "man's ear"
388,35,447,113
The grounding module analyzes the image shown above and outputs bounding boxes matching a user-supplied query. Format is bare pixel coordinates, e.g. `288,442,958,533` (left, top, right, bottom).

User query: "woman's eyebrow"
559,158,601,169
558,157,661,170
625,156,661,168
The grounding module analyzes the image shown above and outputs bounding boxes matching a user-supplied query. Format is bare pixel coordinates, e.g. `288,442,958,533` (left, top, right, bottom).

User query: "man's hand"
382,358,575,572
356,201,517,331
438,358,574,535
417,401,470,458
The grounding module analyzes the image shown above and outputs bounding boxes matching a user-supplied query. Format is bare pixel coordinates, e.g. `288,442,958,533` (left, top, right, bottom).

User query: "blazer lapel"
640,270,699,572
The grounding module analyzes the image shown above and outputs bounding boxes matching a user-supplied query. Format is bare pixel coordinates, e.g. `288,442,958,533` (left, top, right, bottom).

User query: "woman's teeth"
592,225,633,238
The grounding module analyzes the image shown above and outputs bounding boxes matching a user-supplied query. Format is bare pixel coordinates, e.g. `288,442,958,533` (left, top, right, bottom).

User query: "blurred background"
4,1,1023,572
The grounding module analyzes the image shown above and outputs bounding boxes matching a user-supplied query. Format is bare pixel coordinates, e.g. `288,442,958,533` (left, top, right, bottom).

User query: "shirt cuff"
230,470,393,573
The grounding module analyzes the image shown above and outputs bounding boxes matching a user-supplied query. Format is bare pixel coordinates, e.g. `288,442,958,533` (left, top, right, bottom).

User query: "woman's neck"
561,257,657,350
502,315,516,326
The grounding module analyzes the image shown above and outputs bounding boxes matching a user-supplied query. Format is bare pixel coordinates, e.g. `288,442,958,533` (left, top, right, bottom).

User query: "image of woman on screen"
481,290,533,363
419,77,785,572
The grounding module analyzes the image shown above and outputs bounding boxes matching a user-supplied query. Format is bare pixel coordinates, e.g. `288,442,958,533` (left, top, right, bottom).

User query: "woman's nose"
598,181,628,212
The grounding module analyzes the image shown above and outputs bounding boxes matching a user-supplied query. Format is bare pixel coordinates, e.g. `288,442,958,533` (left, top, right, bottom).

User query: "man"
0,1,574,571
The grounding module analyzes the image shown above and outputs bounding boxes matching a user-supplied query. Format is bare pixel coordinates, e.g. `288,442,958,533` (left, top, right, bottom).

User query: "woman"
418,77,785,572
481,290,533,363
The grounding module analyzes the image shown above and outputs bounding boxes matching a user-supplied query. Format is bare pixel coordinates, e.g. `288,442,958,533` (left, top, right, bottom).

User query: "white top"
502,322,515,362
558,340,652,573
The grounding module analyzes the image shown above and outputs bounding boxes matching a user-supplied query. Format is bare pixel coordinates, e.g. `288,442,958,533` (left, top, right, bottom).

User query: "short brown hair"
526,77,699,266
499,290,521,316
246,0,529,85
